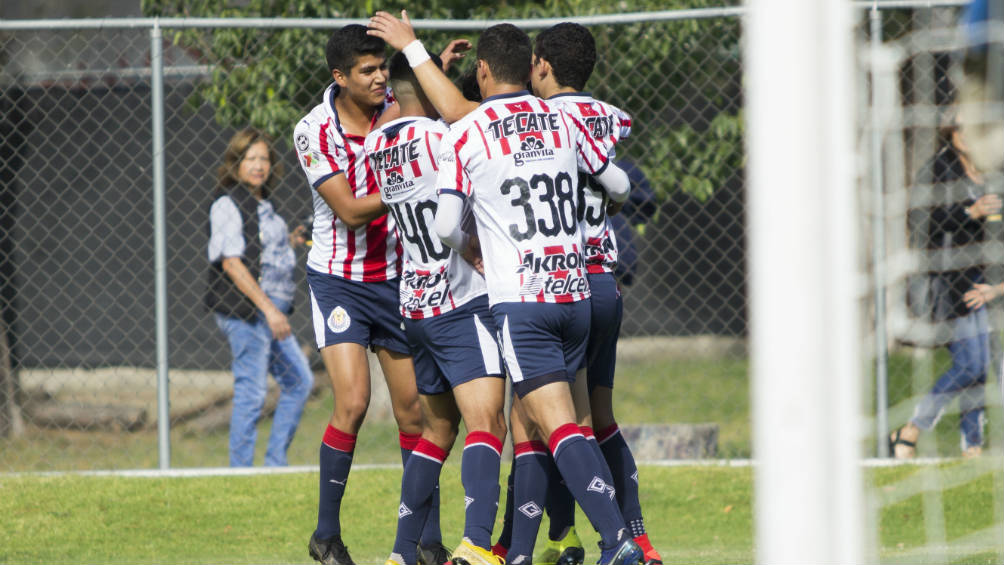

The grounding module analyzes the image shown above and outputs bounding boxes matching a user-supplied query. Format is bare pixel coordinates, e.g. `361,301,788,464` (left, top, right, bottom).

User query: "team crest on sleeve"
327,306,351,333
295,133,310,152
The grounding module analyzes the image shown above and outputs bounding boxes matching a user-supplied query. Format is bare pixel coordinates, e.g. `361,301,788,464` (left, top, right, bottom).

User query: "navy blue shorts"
404,295,504,396
492,300,591,398
306,267,409,354
586,273,623,392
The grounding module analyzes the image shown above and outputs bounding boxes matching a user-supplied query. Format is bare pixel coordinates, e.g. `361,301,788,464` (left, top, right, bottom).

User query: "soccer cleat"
596,539,643,565
309,533,357,565
386,554,406,565
418,542,452,565
450,538,505,565
538,526,585,565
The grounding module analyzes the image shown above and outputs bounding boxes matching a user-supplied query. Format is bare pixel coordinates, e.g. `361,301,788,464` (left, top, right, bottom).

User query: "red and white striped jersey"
365,116,487,319
293,83,402,282
547,93,632,274
435,91,610,305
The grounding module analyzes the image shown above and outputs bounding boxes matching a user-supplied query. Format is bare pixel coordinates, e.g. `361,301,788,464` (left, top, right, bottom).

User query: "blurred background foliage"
141,0,743,201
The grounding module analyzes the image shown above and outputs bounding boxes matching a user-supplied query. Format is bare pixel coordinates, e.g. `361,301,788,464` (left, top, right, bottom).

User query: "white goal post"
746,0,864,563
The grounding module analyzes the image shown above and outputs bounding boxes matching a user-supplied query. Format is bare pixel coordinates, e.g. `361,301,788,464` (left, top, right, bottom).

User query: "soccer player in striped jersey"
294,25,440,565
529,23,663,565
368,14,644,565
365,50,508,565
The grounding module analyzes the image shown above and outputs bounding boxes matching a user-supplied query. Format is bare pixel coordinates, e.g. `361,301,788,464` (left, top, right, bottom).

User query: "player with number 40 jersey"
364,116,485,319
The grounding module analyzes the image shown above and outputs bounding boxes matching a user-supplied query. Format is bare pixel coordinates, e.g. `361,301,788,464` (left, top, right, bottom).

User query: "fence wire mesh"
0,4,993,481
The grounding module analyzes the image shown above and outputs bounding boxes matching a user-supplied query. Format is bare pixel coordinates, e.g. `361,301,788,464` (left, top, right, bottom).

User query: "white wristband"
402,39,431,68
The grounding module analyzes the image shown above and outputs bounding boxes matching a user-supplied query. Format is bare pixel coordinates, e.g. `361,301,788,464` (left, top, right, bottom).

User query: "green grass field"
2,462,1001,564
3,353,1004,563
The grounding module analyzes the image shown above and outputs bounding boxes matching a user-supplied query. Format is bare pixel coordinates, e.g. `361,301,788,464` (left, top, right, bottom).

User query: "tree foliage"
141,0,743,200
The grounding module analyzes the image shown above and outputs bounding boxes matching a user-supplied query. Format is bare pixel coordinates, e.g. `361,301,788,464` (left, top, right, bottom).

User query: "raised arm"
368,10,479,124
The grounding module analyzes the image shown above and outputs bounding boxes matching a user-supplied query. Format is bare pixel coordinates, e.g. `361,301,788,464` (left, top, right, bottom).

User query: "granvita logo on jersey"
515,247,587,296
513,136,554,167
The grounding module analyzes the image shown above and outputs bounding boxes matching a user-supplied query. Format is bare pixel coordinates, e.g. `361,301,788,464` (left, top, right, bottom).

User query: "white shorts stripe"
309,288,325,350
474,313,502,376
500,315,523,383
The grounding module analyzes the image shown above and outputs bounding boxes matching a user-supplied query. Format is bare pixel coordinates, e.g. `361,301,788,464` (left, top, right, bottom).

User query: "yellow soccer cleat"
385,553,405,565
450,538,504,565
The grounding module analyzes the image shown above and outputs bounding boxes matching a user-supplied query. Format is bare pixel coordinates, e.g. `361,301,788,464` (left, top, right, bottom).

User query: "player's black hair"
326,24,386,73
476,24,532,86
459,66,482,102
534,23,596,91
388,50,443,92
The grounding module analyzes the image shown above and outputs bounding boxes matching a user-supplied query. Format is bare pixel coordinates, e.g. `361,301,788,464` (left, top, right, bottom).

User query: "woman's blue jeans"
215,296,314,466
911,307,988,450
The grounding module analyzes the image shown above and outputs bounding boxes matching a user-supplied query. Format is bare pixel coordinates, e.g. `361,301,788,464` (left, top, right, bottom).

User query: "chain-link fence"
0,3,987,473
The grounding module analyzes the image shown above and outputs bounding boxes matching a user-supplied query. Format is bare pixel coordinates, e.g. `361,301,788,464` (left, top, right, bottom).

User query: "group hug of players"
293,11,661,565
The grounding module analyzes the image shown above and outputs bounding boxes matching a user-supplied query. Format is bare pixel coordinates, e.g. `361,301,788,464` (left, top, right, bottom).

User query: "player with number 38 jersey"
435,92,618,305
364,116,486,318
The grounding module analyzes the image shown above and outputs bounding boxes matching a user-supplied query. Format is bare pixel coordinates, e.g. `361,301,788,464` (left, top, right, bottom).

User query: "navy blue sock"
545,454,575,541
316,425,355,540
393,439,448,565
598,424,645,538
461,431,503,549
508,442,549,565
495,468,515,551
549,423,626,550
400,431,442,546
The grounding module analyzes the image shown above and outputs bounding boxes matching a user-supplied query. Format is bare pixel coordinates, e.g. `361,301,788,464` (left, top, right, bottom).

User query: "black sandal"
888,427,916,459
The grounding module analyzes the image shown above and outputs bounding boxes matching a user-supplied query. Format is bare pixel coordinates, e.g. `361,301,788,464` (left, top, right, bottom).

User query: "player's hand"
368,10,417,51
264,306,292,341
606,200,624,216
439,39,472,73
461,233,484,275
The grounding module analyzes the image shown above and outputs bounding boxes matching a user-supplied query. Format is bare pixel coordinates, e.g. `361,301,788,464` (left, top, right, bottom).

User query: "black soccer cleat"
555,546,585,565
309,533,357,565
418,541,452,565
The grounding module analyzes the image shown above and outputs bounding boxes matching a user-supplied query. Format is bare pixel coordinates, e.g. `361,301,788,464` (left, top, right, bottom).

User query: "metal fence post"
870,3,890,458
151,18,171,469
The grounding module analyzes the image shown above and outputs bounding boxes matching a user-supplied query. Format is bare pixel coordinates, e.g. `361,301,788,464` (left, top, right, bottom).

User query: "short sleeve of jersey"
564,110,609,176
207,195,245,263
293,116,344,189
435,124,472,199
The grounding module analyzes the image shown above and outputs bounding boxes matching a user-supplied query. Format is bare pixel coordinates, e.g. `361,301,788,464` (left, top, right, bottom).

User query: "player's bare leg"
591,386,662,565
377,346,423,435
311,342,374,565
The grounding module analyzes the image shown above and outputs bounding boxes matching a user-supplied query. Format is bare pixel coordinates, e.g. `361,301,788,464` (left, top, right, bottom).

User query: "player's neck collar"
548,91,589,99
481,90,530,104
